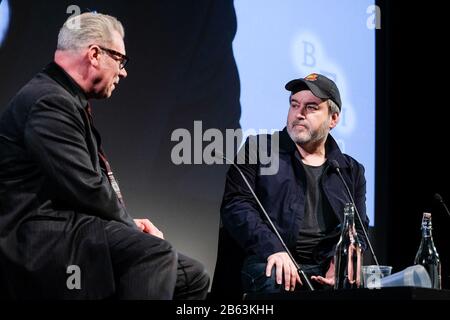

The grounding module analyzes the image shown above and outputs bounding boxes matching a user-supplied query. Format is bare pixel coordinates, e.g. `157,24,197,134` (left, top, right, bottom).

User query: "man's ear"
87,46,101,68
329,112,340,129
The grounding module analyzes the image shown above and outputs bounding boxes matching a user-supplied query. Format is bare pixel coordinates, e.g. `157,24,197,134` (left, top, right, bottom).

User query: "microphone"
214,151,315,291
434,193,450,218
329,160,380,267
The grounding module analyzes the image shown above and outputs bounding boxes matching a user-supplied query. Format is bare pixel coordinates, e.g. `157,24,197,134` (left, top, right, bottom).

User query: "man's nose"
296,106,306,118
119,67,127,78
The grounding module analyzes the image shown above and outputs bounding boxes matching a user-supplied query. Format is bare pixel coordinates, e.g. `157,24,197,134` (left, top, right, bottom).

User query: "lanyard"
84,104,125,206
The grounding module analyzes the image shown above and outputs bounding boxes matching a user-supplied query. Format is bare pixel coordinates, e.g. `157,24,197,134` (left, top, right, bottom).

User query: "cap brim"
285,79,329,100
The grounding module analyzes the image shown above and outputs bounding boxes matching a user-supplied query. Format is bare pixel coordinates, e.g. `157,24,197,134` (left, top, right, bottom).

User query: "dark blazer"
211,128,369,298
0,63,136,299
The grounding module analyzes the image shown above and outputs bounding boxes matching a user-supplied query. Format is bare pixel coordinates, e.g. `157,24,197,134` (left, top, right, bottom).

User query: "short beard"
287,119,330,146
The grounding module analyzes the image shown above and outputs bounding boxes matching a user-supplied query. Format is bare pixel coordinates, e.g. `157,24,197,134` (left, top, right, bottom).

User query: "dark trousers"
241,255,328,293
105,221,209,300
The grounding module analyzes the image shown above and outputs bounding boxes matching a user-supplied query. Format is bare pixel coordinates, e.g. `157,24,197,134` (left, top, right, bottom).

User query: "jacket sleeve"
220,137,284,260
24,93,136,228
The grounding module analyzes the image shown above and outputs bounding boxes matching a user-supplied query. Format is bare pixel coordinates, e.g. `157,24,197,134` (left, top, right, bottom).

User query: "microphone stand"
435,193,450,218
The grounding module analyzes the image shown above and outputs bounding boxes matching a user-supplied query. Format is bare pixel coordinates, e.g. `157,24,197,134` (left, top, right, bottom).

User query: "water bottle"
414,212,441,289
334,203,363,289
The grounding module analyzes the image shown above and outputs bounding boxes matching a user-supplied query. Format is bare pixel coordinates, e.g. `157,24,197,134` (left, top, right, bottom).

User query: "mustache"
291,120,308,129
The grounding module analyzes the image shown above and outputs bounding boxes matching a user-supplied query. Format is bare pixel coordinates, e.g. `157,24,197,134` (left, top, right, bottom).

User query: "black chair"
209,226,246,300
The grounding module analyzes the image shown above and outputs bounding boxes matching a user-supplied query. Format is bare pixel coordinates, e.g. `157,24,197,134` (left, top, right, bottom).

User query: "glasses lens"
95,45,128,69
121,57,128,69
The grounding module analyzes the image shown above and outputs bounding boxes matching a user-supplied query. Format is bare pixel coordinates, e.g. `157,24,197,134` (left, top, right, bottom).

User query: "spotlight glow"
0,0,11,47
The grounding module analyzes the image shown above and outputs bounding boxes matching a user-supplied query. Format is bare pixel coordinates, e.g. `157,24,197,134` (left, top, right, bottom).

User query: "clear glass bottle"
414,212,442,289
334,203,363,289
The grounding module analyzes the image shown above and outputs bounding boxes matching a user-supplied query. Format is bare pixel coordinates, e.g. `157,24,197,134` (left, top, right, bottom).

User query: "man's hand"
311,258,335,286
134,219,164,239
266,252,302,291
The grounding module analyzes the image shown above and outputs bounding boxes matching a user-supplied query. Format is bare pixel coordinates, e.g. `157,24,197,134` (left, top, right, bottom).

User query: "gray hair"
327,99,340,115
57,12,124,51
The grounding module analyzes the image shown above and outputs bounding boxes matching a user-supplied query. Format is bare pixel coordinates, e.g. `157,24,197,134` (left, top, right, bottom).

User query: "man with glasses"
0,12,209,299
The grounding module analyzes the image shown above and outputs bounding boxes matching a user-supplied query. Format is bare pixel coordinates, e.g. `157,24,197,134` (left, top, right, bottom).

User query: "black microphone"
434,193,450,218
215,151,315,291
329,160,380,267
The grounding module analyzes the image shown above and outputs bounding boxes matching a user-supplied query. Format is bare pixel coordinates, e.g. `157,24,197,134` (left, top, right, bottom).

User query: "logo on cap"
304,73,319,81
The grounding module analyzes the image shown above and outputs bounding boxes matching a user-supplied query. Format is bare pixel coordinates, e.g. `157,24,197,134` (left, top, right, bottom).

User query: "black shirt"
295,161,339,264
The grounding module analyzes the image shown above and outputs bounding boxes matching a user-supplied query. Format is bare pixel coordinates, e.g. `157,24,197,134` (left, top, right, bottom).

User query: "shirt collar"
42,62,89,108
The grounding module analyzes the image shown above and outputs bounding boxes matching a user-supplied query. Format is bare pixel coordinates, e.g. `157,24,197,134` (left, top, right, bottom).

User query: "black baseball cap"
285,73,342,110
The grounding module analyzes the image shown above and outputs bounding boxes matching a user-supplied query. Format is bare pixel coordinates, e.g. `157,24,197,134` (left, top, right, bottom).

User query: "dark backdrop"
375,0,450,288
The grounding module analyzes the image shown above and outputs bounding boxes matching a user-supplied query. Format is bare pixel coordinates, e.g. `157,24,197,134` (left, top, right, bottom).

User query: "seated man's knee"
192,261,210,289
176,254,210,299
144,238,177,266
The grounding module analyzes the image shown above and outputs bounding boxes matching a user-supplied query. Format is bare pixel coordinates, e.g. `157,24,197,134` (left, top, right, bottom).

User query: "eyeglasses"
91,45,129,69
